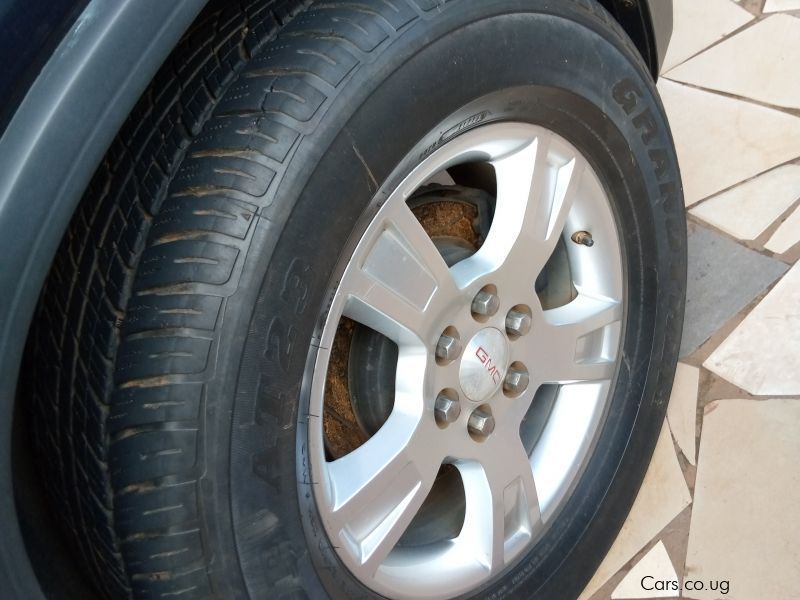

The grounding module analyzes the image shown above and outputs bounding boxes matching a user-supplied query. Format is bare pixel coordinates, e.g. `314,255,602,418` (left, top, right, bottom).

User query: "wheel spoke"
343,200,455,345
496,135,586,275
536,293,623,384
325,412,439,574
457,439,541,575
452,133,586,288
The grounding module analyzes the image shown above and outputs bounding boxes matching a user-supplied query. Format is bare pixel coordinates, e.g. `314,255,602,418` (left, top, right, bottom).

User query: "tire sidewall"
226,3,685,599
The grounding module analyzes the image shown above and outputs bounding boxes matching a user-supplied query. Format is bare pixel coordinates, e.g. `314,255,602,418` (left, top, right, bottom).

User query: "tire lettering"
265,317,296,373
613,78,682,234
632,107,659,145
281,258,311,316
612,78,642,115
421,111,489,159
648,148,669,179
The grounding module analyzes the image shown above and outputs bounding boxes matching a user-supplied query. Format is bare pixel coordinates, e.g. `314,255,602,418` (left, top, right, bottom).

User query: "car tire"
27,0,686,598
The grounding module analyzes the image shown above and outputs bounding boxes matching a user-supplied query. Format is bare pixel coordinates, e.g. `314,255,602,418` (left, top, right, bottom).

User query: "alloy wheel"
308,122,625,598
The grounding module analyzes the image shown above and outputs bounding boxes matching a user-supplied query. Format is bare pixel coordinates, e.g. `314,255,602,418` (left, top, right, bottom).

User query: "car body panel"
598,0,672,78
646,0,674,68
0,1,210,596
0,0,89,134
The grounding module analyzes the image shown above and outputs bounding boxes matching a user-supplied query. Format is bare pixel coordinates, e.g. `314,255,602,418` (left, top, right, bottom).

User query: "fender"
599,0,671,79
0,1,209,596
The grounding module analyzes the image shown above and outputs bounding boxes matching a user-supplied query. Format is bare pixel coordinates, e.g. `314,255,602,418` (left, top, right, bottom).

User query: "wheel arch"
0,0,209,596
598,0,671,79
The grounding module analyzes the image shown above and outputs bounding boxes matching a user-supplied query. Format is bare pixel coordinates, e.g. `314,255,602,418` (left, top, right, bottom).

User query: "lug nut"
472,289,500,317
436,334,461,361
468,408,495,437
503,366,530,396
505,309,532,337
434,394,461,425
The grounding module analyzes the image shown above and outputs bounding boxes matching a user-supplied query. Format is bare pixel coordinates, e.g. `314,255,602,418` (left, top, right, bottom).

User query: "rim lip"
303,121,625,599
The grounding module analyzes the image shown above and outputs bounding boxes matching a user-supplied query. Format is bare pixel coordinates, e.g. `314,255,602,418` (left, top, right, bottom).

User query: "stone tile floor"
581,1,800,598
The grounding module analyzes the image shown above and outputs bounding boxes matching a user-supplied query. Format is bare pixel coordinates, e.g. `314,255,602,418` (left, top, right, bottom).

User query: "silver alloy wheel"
308,123,624,599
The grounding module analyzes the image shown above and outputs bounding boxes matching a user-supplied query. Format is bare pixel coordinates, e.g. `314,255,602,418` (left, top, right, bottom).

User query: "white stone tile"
764,0,800,12
666,364,699,466
611,541,680,599
685,399,800,600
667,15,800,110
689,165,800,241
705,262,800,395
657,80,800,206
661,0,753,73
579,423,691,599
766,204,800,254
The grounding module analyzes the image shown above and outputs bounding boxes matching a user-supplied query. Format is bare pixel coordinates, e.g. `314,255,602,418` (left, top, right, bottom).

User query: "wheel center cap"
459,327,509,403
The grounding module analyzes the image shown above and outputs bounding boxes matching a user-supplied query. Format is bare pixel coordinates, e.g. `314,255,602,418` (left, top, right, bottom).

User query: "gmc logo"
475,347,502,385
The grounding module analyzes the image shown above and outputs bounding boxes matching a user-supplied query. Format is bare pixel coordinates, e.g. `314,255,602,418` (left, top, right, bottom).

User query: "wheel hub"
459,327,508,403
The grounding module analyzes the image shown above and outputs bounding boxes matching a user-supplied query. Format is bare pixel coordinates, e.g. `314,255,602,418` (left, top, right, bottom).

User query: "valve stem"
571,230,594,247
